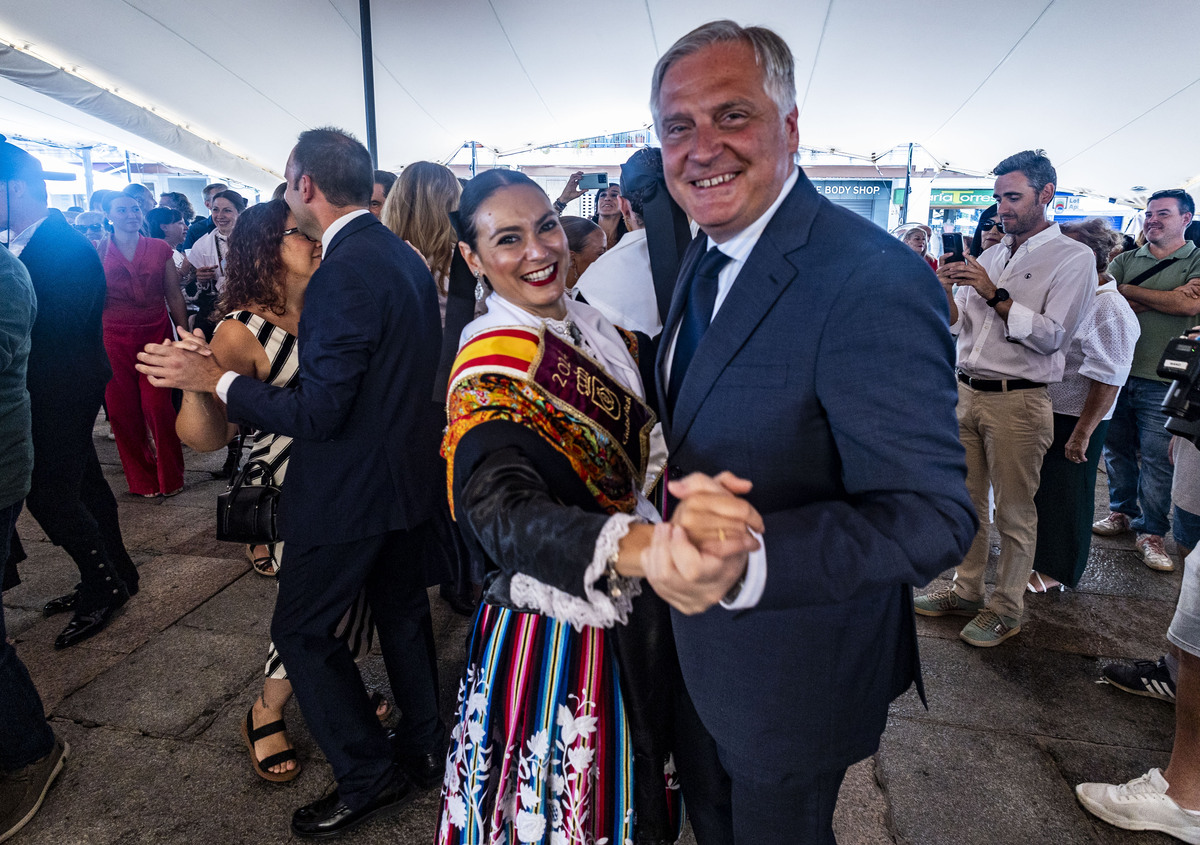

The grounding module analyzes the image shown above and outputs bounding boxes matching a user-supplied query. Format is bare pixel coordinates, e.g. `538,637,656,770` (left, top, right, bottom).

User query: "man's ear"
1038,182,1056,208
298,174,316,204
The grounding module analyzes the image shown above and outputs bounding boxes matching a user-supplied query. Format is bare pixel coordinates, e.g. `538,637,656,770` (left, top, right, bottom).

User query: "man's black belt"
957,371,1045,392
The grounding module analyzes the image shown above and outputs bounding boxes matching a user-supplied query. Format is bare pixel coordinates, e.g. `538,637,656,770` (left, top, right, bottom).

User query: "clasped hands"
619,471,763,616
134,327,223,394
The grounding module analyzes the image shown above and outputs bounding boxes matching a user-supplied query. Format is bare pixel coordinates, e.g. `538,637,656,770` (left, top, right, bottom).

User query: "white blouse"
1047,280,1141,419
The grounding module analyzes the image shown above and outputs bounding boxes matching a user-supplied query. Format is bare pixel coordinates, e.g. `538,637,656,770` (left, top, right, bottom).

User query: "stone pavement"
2,424,1184,844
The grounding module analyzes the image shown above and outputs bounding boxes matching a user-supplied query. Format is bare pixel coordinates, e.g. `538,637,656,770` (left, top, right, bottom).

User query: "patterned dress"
220,311,374,679
437,308,681,845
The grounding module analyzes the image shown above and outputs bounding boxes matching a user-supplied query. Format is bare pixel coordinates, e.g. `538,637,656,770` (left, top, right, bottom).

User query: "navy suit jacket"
20,209,112,405
227,212,442,549
657,169,976,777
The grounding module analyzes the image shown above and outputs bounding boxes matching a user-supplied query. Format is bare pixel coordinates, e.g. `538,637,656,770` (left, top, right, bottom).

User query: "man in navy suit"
138,128,444,838
0,138,139,650
644,21,976,843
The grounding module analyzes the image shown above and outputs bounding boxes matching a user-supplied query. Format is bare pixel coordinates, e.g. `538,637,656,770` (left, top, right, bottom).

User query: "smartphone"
578,173,609,191
942,232,965,264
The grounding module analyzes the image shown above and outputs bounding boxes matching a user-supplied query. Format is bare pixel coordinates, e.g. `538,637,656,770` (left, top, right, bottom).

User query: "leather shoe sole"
53,594,128,650
291,777,416,839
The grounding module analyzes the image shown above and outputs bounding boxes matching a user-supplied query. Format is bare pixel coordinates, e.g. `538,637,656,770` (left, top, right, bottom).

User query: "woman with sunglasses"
971,204,1005,257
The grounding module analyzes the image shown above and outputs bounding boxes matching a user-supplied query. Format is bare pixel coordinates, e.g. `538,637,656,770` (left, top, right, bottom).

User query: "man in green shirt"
1093,188,1200,571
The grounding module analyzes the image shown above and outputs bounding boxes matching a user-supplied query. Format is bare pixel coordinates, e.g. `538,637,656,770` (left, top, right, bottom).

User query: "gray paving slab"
832,757,894,845
879,718,1098,845
892,636,1176,751
179,569,277,638
55,624,264,738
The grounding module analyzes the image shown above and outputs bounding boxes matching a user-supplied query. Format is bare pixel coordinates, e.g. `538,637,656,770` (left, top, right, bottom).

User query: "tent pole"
901,142,913,223
81,146,93,200
359,0,378,167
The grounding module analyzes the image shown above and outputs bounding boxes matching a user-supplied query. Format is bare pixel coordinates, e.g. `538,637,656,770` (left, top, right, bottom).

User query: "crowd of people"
2,16,1200,845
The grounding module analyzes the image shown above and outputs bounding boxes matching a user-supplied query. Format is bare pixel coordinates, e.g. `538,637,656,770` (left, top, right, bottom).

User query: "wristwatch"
552,199,567,213
986,288,1010,307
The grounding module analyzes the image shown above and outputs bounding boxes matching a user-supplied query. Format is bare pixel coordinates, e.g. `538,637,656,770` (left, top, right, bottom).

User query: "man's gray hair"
650,20,797,125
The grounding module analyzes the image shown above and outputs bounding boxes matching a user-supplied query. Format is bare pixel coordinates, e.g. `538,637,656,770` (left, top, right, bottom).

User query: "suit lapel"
663,174,822,450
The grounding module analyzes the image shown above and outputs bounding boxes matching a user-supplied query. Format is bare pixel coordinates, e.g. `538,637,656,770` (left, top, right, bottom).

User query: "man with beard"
915,149,1094,646
1092,189,1200,572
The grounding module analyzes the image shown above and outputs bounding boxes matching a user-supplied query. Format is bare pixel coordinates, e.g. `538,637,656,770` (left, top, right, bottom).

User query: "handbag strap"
1124,257,1181,287
228,459,276,498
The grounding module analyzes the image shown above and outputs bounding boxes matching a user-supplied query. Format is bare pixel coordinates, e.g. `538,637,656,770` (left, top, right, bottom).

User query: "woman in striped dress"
438,170,683,845
172,200,378,783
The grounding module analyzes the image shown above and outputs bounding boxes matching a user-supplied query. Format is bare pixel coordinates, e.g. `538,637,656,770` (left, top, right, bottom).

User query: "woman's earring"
474,270,485,301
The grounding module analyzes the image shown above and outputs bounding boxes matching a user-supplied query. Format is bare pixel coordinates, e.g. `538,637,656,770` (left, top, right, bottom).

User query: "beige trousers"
953,383,1054,621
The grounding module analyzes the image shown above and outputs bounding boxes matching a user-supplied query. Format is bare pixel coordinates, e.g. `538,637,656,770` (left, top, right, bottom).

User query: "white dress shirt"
951,223,1095,382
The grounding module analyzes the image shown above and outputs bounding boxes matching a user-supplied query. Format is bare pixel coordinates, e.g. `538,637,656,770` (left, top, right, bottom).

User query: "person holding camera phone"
915,150,1094,647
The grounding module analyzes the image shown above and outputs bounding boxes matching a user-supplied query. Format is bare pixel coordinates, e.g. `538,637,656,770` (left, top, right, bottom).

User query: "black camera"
1157,334,1200,442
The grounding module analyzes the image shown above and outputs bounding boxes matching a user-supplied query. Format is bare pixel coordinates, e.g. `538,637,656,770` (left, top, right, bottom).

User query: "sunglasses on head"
980,220,1004,233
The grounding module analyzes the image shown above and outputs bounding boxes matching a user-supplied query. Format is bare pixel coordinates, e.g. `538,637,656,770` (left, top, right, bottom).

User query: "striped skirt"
437,603,680,844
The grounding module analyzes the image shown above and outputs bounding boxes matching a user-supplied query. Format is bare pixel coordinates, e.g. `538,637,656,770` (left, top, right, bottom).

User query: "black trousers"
271,522,444,810
675,687,847,845
25,390,137,608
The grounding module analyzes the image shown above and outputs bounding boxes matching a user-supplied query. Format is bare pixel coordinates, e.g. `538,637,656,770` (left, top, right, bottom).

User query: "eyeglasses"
980,220,1004,233
281,227,316,242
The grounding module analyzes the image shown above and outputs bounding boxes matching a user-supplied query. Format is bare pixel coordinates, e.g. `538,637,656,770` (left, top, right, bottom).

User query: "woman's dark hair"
560,216,601,253
159,191,195,222
218,199,290,315
213,189,247,212
145,207,182,240
591,184,628,244
970,204,999,257
455,169,544,251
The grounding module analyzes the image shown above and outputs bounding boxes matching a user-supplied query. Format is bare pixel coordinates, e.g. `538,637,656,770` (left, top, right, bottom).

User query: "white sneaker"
1076,768,1200,843
1137,534,1176,572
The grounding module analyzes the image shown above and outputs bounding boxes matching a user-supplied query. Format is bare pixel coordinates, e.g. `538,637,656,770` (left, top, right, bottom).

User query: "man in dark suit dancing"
644,21,976,843
137,128,445,838
0,137,139,650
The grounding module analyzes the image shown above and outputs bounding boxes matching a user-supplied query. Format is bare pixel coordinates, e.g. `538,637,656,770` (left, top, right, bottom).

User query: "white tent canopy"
0,0,1195,204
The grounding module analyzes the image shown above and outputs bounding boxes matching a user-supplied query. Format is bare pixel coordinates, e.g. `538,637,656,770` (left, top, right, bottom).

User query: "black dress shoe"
42,592,78,618
290,776,415,839
397,749,445,790
53,593,128,650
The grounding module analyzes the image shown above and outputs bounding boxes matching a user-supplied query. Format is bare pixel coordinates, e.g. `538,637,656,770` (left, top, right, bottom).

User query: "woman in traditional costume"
436,169,683,845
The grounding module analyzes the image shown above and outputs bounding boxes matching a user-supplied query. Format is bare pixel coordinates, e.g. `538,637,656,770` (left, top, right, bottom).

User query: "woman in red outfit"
100,192,189,496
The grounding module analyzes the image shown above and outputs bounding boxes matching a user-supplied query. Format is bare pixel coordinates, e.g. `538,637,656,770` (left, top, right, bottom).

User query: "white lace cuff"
508,513,642,631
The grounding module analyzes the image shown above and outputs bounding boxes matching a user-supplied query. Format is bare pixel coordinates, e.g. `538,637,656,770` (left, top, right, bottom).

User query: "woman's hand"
641,524,746,615
556,172,585,206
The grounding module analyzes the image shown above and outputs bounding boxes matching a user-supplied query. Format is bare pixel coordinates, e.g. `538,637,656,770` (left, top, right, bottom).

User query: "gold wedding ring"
718,527,727,542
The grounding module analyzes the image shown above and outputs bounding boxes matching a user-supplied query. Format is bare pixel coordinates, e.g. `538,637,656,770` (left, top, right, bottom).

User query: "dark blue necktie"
668,246,732,413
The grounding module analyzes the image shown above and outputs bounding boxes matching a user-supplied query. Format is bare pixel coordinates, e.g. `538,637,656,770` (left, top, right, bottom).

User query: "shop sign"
814,180,888,198
910,188,996,207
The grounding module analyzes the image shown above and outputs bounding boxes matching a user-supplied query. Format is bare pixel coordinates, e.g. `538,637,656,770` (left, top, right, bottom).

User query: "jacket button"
669,464,682,477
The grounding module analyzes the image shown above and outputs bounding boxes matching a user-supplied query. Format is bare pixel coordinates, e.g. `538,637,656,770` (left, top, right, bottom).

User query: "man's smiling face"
658,40,798,244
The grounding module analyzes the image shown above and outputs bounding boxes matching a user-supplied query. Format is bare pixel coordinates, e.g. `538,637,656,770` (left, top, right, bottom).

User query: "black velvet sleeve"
453,420,613,600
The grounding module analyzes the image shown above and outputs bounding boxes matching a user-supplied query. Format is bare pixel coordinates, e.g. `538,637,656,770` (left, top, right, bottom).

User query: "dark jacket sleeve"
453,421,612,600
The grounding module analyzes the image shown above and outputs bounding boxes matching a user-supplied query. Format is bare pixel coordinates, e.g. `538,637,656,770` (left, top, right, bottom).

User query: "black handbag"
216,460,280,544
